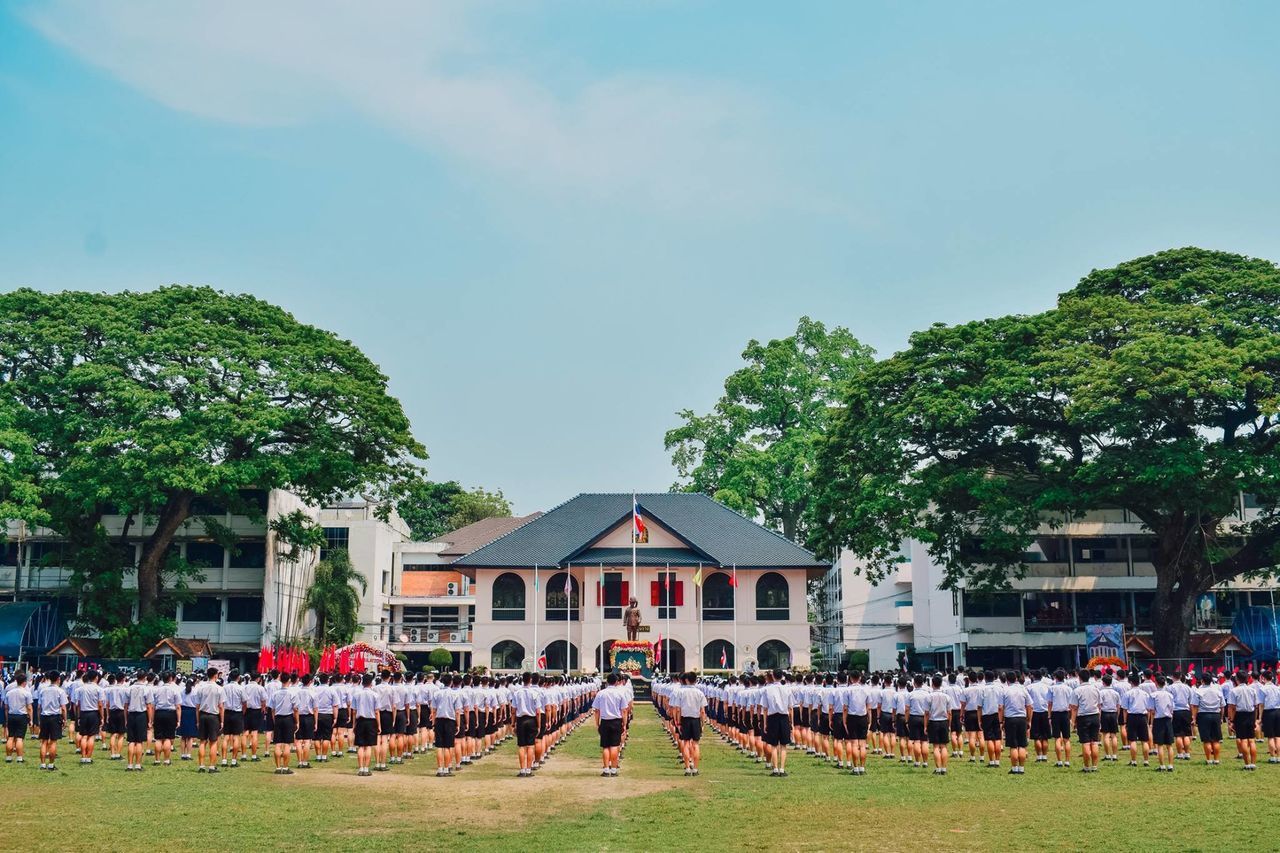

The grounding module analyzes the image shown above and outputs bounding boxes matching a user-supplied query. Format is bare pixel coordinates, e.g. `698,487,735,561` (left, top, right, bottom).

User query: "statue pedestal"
608,639,655,679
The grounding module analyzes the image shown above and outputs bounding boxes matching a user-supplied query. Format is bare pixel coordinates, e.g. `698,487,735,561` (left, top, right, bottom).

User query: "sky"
3,2,1280,514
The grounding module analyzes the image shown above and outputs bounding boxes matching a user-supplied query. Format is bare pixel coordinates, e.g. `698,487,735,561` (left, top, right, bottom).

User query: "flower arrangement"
609,640,656,669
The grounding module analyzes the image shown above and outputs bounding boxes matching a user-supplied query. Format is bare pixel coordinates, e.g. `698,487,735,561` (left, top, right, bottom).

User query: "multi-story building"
821,500,1279,672
455,492,828,675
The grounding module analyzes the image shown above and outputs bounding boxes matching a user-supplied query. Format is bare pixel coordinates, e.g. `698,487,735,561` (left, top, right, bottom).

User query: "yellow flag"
692,567,703,587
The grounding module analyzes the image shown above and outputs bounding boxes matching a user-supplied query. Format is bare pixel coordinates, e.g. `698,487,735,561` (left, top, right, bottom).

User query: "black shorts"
317,713,335,741
1126,714,1149,744
198,711,221,743
1197,712,1222,743
1030,711,1051,740
435,718,457,749
981,713,1001,742
1004,716,1028,749
679,717,703,742
297,713,316,740
927,719,949,746
1172,709,1193,738
765,712,792,747
393,710,407,735
406,708,418,735
1234,711,1256,739
949,709,961,731
379,710,394,736
107,708,127,735
6,713,29,739
68,704,78,722
964,710,982,733
336,708,351,729
245,707,264,732
516,715,538,747
1100,711,1119,735
1051,710,1072,740
40,714,64,742
1152,716,1174,746
273,714,297,745
847,713,869,740
894,716,908,739
223,709,245,736
354,717,378,747
78,709,102,738
1076,713,1101,745
879,711,894,734
816,711,831,736
599,718,623,748
1263,709,1280,739
153,709,177,742
908,714,927,742
791,707,801,728
831,715,847,740
126,711,149,744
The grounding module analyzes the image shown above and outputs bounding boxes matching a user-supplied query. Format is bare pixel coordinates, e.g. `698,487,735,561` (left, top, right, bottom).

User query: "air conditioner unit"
449,631,463,643
408,627,421,642
447,582,458,596
426,631,439,643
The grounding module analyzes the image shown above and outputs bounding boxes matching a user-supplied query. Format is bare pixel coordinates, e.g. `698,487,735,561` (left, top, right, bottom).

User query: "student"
1098,674,1121,762
5,670,33,763
431,675,461,777
905,674,929,769
295,672,317,769
178,677,199,760
1168,672,1195,761
1150,674,1176,772
979,671,1003,767
268,672,299,775
152,671,180,766
1026,669,1051,763
193,669,225,773
219,670,245,768
925,675,951,775
1071,668,1102,773
105,673,129,761
1259,669,1280,764
761,669,793,777
1047,669,1073,768
1000,670,1031,775
511,672,541,777
961,671,983,762
37,670,68,771
942,672,964,758
676,671,708,776
591,673,625,777
314,674,336,763
844,670,871,776
1122,672,1151,767
243,674,267,762
123,673,153,771
351,672,380,777
1227,671,1260,771
75,670,105,765
1190,671,1224,764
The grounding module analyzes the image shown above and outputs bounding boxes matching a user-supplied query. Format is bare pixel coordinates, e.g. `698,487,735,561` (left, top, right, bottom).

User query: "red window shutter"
651,580,660,606
620,580,629,607
674,581,684,607
596,581,601,606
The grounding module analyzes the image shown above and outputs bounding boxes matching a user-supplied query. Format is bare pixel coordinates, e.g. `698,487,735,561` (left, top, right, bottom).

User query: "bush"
428,647,453,672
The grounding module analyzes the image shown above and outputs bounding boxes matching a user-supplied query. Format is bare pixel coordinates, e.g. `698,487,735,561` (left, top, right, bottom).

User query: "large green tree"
395,475,511,540
666,316,874,544
815,248,1280,658
303,548,367,645
0,286,425,620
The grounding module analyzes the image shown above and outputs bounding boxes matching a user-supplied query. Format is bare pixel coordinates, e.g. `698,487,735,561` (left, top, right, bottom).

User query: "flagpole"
566,565,571,674
533,563,539,673
631,493,638,593
697,563,703,673
599,562,605,673
732,564,738,674
666,562,671,675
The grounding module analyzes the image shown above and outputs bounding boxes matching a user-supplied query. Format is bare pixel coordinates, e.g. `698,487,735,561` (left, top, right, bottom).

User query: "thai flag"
537,649,547,670
720,647,727,668
633,497,647,540
563,572,572,597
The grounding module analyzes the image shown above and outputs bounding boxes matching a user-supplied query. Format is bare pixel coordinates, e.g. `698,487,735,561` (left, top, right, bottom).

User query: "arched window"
595,640,616,673
758,639,790,670
755,572,789,621
702,572,734,621
544,640,579,672
492,573,525,621
546,572,580,621
490,640,525,671
704,639,734,670
657,638,685,674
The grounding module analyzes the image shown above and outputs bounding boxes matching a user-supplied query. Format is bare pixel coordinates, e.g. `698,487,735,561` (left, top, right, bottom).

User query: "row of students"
652,672,709,775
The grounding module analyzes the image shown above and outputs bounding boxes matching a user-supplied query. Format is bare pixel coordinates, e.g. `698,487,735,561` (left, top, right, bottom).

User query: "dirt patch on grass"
292,754,679,829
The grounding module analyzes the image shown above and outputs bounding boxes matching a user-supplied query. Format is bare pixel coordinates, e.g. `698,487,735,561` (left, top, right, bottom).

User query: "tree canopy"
0,286,425,625
665,316,874,544
815,247,1280,657
395,475,511,540
303,548,367,645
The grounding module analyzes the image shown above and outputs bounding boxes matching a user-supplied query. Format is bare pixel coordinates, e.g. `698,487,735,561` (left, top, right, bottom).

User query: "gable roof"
454,493,827,571
428,513,543,557
144,637,213,659
48,637,101,657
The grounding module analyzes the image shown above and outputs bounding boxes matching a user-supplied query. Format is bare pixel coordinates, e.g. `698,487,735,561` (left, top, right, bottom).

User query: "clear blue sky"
3,2,1279,514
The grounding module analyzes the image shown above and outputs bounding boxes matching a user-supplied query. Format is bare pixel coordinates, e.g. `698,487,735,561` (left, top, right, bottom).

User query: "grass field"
4,710,1276,852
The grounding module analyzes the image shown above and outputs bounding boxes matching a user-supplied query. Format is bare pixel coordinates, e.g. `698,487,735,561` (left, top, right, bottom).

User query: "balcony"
894,605,914,626
382,622,473,647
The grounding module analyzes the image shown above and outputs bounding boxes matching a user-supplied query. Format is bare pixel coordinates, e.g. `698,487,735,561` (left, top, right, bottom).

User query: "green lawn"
3,711,1275,852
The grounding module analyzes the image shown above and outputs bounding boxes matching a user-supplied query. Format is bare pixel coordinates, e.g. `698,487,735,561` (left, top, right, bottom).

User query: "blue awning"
0,602,52,659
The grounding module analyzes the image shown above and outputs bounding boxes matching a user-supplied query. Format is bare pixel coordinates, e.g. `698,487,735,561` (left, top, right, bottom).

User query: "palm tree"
303,549,367,645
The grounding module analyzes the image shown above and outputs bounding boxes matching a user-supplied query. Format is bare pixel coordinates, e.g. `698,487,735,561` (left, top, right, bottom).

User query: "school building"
819,497,1280,672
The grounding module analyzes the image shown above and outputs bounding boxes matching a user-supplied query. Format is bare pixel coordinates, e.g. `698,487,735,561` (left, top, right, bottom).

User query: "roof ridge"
448,493,584,566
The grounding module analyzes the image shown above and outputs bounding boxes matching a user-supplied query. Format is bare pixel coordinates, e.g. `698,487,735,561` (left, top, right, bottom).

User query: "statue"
623,597,642,641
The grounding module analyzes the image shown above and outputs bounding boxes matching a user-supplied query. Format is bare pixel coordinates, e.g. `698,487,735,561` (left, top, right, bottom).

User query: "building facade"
456,493,828,675
821,500,1280,672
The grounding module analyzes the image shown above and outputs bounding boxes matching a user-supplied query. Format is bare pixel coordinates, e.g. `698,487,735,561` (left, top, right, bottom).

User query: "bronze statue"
623,596,642,641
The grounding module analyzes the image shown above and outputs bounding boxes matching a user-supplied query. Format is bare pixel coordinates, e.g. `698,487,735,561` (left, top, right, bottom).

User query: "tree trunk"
137,492,193,620
1148,525,1205,660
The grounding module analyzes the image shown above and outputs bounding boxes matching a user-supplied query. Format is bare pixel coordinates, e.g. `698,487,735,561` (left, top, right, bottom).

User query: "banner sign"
1085,624,1127,667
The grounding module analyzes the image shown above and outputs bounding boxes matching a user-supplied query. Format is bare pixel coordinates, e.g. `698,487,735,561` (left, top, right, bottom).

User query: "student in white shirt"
5,670,34,763
37,671,68,771
1190,671,1224,764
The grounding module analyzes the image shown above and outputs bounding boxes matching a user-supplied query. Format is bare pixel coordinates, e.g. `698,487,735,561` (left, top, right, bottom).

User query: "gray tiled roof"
453,493,826,569
567,547,706,566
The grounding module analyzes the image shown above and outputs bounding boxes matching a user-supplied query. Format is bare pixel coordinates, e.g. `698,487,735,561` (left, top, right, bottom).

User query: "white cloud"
21,0,785,213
